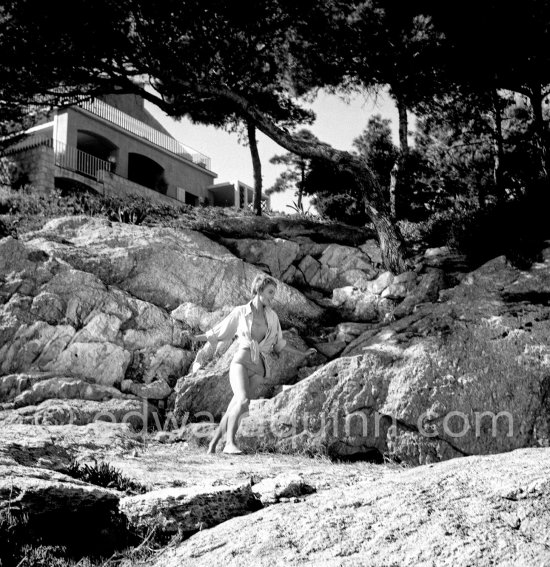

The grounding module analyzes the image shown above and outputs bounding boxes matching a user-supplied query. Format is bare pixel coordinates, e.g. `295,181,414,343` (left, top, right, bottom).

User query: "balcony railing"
78,99,212,171
3,136,114,180
2,134,52,154
54,140,112,179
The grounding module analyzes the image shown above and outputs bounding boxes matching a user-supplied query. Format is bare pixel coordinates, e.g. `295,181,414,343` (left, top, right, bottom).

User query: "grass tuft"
63,460,148,495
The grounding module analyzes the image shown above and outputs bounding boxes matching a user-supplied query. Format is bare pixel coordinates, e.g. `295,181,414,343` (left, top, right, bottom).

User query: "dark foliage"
303,159,370,226
63,460,148,495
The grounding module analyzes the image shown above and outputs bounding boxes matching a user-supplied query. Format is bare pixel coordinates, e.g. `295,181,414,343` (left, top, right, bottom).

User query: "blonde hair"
250,274,278,297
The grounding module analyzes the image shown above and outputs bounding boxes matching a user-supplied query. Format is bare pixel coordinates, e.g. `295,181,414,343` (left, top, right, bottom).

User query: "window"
185,191,199,206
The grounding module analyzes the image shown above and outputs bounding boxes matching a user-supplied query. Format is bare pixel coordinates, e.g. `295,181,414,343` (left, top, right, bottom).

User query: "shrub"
399,187,550,270
63,461,148,495
0,156,29,188
0,182,194,235
0,510,161,567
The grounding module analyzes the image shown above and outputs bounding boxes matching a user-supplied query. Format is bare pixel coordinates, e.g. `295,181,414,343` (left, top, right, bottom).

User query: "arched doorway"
55,176,101,196
128,153,167,193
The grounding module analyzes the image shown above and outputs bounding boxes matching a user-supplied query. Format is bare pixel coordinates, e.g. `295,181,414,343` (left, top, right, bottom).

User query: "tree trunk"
389,95,409,219
491,88,505,201
389,158,399,220
529,84,549,187
364,200,406,273
397,97,409,158
247,120,263,216
297,161,305,210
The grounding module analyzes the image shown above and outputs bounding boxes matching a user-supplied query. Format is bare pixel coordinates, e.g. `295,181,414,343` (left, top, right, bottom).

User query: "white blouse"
202,301,287,376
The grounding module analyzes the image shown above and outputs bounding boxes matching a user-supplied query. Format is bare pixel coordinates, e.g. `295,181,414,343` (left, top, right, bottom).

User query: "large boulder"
12,376,125,408
331,286,394,322
237,254,550,464
121,378,172,400
0,321,76,375
119,482,261,541
296,244,378,293
150,447,550,567
0,398,153,430
0,463,121,552
358,238,383,266
393,267,446,319
0,423,135,559
170,303,233,332
0,236,191,390
219,237,300,279
290,236,329,261
0,463,118,514
0,371,62,402
320,243,376,275
269,217,371,247
0,422,142,469
43,341,132,387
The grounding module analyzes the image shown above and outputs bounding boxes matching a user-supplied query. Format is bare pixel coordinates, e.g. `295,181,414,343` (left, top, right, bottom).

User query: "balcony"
77,98,212,171
3,136,185,206
5,136,112,179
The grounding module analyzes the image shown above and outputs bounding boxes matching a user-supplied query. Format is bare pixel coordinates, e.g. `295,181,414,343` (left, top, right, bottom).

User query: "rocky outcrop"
392,267,445,318
237,254,550,464
120,483,262,540
2,418,549,567
200,214,371,248
331,285,394,322
19,216,323,328
0,398,153,429
0,422,143,469
0,422,145,560
170,303,233,333
296,243,378,294
330,268,443,322
0,217,323,422
14,212,550,565
0,235,190,389
121,378,172,400
333,322,373,343
150,447,550,567
217,229,392,315
251,473,316,505
11,376,125,407
0,463,118,517
219,237,300,279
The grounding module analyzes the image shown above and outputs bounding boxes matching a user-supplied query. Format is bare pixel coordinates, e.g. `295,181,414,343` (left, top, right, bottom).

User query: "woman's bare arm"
274,343,316,357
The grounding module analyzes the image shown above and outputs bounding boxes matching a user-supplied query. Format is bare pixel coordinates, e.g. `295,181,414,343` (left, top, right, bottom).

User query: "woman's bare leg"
207,397,237,454
207,355,264,454
223,362,251,454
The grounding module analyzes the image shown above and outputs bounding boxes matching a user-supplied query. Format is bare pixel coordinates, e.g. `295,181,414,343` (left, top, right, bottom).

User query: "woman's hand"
275,345,317,359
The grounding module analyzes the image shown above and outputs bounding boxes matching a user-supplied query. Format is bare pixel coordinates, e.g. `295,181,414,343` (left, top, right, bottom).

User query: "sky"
145,89,400,212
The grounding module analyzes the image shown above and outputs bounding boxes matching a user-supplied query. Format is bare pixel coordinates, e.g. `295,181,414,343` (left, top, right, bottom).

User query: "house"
2,93,268,210
209,180,257,209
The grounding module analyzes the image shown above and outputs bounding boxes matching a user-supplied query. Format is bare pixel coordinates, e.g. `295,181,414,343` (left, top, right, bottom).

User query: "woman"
193,274,316,454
